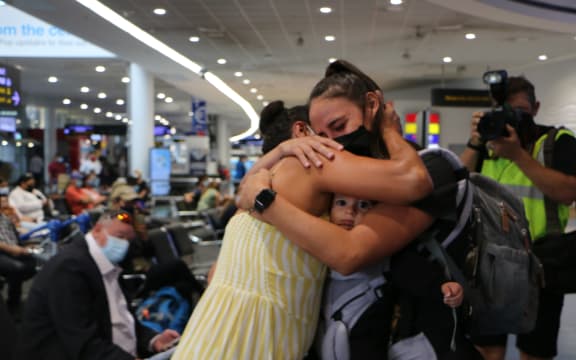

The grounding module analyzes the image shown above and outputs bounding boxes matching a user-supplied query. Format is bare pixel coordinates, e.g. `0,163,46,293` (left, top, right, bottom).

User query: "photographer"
461,75,576,360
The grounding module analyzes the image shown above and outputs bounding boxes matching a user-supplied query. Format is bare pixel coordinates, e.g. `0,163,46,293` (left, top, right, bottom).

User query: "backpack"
136,286,191,334
418,147,544,337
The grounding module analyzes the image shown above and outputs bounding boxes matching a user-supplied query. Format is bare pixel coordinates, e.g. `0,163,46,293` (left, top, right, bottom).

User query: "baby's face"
330,195,374,230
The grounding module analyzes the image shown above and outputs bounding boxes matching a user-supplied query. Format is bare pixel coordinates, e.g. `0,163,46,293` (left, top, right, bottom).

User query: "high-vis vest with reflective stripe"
481,128,573,240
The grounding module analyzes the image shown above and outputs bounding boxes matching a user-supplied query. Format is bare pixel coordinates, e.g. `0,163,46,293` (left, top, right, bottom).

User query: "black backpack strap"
419,230,468,352
542,127,563,235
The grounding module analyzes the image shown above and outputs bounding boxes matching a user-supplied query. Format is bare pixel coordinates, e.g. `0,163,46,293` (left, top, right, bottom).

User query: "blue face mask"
0,187,9,195
88,178,100,188
101,232,130,264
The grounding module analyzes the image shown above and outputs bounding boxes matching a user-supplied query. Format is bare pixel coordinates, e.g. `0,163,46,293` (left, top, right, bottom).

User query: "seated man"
65,171,95,215
17,210,180,360
0,193,37,314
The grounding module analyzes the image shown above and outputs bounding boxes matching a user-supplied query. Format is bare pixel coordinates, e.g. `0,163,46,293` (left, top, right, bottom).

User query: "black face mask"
25,185,34,192
333,126,377,158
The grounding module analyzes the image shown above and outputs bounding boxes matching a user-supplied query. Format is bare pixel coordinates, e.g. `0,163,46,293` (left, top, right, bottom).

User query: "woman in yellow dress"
172,63,435,360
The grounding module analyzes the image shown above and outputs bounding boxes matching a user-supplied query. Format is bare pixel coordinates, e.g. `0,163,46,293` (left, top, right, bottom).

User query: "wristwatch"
254,189,277,213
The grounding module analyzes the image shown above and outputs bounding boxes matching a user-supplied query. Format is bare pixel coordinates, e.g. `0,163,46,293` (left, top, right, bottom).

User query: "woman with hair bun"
173,63,433,359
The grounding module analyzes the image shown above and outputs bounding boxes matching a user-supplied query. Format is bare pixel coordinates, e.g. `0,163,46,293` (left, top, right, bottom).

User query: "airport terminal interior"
1,0,576,359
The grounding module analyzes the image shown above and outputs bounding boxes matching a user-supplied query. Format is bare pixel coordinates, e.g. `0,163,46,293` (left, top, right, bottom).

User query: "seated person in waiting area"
65,171,97,215
16,210,180,360
9,172,51,227
0,193,37,314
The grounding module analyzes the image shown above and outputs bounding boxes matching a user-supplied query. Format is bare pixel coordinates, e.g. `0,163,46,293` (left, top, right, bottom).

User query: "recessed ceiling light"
48,76,58,83
27,142,34,148
62,98,71,105
115,114,122,120
320,7,332,14
538,54,548,61
93,107,101,114
95,65,106,73
329,58,337,63
250,88,258,94
153,8,166,15
465,33,476,40
157,92,166,99
257,95,264,100
80,103,88,110
217,58,227,65
15,141,21,147
121,76,130,83
116,99,125,105
390,0,403,5
189,36,200,43
442,56,453,63
106,112,113,118
97,92,107,99
324,35,336,42
165,97,174,103
263,101,269,107
80,86,90,93
1,141,7,146
122,118,129,123
243,79,251,85
234,71,243,77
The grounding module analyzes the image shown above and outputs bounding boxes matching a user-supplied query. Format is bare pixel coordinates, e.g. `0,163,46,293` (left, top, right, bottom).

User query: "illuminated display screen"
0,64,21,110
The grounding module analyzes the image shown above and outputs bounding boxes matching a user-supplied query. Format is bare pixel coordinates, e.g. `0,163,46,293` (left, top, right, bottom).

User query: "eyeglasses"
108,210,133,225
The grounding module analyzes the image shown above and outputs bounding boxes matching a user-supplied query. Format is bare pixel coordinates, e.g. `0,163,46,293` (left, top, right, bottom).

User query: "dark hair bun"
325,60,380,91
259,100,286,135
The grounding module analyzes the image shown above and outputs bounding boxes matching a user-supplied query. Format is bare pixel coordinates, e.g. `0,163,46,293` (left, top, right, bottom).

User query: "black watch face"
255,189,276,213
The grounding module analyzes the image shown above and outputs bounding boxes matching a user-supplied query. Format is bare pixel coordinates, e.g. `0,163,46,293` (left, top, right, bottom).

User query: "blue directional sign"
0,64,21,110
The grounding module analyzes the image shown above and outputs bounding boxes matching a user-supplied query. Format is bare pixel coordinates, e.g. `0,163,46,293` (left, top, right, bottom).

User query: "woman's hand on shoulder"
236,169,272,211
277,136,343,169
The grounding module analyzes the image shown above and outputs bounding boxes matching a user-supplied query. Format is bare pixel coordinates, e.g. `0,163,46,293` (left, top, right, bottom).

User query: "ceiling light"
538,54,548,61
121,76,130,83
97,92,107,99
93,107,101,114
257,95,264,100
106,112,113,118
320,7,332,14
442,56,453,63
115,114,122,120
80,86,90,93
250,88,257,94
165,97,174,103
155,115,162,120
27,142,34,148
189,36,200,42
217,58,227,65
80,103,88,110
153,8,166,15
324,35,336,42
390,0,403,4
76,0,257,142
122,117,129,123
262,101,269,107
465,33,476,40
243,79,251,85
48,76,58,83
62,98,71,105
329,58,337,63
15,141,21,147
0,2,6,6
116,98,125,105
95,65,106,72
234,72,243,77
1,141,7,146
156,92,166,99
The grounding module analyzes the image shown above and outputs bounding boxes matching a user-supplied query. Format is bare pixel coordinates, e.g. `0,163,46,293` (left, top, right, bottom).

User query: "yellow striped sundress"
172,212,327,360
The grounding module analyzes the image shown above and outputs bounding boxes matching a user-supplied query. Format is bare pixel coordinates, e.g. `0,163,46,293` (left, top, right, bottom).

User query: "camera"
477,70,532,141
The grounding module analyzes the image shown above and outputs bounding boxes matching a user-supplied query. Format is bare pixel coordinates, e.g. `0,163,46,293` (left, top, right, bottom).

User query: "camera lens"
477,112,508,141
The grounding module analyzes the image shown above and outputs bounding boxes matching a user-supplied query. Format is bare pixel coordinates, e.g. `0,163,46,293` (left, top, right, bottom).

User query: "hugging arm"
254,196,433,275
